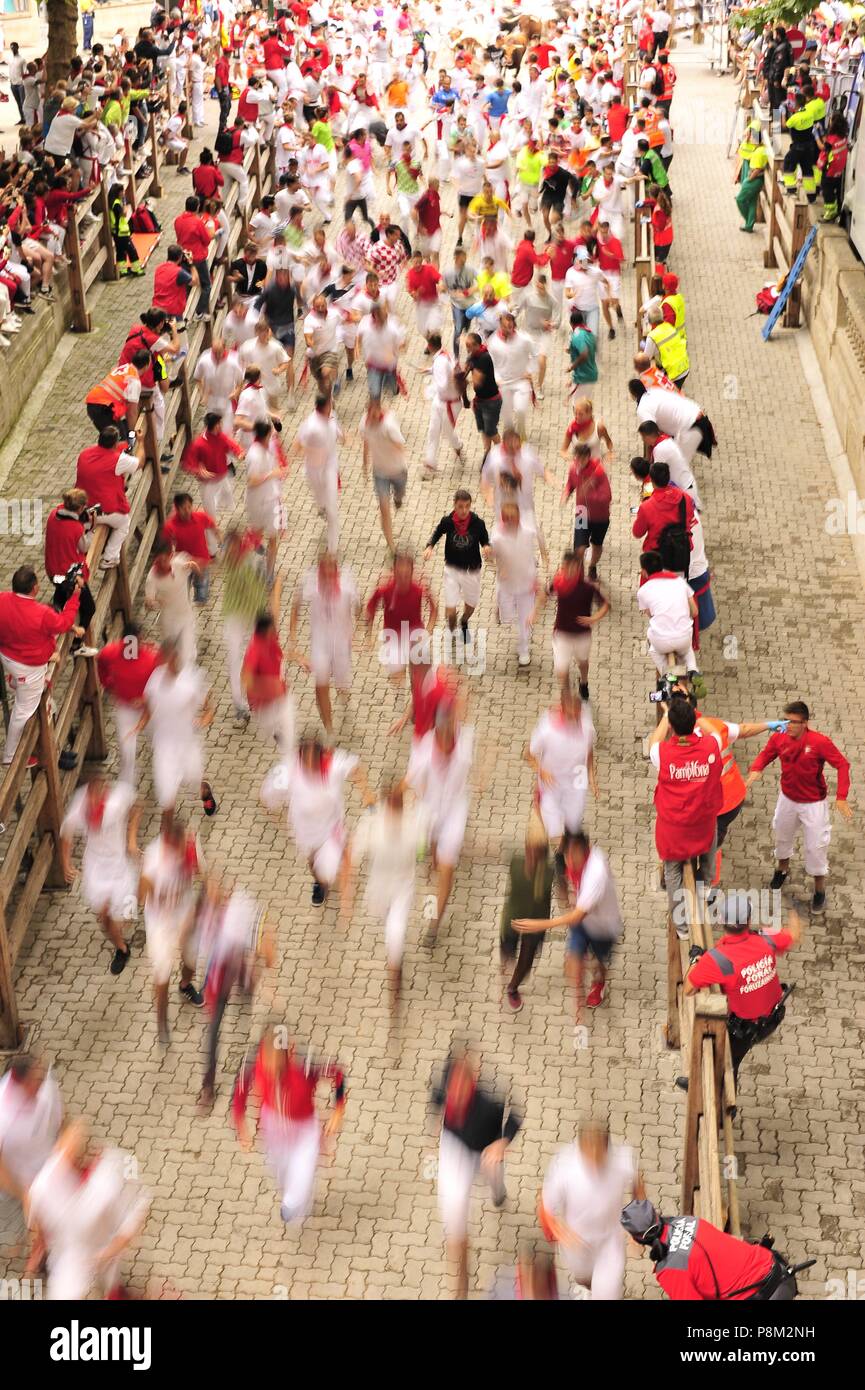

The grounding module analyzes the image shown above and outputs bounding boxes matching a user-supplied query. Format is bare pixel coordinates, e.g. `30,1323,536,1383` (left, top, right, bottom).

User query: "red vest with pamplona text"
654,733,723,860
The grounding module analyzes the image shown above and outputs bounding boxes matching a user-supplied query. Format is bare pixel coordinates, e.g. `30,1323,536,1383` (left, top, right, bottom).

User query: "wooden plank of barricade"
65,206,92,333
764,152,782,269
142,399,166,525
666,909,682,1049
97,180,119,282
0,778,47,913
722,1109,742,1236
183,72,193,139
701,1036,724,1228
0,903,22,1049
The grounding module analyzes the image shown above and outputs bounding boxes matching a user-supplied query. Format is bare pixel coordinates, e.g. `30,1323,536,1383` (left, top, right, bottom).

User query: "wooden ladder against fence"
0,139,277,1051
667,863,740,1233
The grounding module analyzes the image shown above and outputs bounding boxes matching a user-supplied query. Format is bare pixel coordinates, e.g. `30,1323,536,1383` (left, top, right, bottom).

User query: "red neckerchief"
565,859,586,893
86,792,108,831
451,510,471,537
319,567,341,598
183,836,199,876
444,1076,475,1128
552,568,584,596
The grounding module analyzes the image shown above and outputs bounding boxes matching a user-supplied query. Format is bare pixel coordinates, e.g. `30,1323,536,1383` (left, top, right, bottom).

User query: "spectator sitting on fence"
0,565,84,768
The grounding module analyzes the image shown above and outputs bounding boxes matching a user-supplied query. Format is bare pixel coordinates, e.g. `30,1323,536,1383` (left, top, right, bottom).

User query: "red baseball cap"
662,273,679,292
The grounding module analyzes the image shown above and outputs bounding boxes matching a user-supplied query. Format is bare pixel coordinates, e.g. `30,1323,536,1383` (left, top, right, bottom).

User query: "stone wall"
0,273,74,447
805,229,865,496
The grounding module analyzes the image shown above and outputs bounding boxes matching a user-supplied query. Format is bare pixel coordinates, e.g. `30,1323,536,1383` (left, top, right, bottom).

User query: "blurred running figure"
403,702,475,943
539,1120,645,1300
233,1029,346,1228
0,1056,63,1220
198,882,274,1112
138,817,206,1045
429,1047,522,1300
525,688,598,865
290,552,360,737
136,640,217,819
60,773,141,976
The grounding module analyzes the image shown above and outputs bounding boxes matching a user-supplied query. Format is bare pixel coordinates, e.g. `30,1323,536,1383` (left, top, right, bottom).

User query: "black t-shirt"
541,165,571,204
230,257,267,296
468,347,500,401
258,278,295,327
428,512,490,571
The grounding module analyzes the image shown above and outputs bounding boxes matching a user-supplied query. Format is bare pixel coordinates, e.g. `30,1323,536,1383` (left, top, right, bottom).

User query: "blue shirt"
485,89,512,118
432,87,458,112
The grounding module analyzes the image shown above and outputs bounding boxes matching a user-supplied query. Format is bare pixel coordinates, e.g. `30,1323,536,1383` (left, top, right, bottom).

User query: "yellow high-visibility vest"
649,321,689,380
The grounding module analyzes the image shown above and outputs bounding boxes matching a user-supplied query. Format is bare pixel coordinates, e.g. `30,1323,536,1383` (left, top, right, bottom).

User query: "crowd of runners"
0,0,854,1301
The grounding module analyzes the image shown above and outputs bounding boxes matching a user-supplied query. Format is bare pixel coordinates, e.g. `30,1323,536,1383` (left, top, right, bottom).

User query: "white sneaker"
536,389,545,401
518,653,531,667
0,335,10,348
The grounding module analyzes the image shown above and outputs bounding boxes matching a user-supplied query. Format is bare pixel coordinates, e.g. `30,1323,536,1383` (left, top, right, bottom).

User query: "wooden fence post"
97,179,119,282
182,71,193,139
784,201,809,327
0,908,21,1049
764,154,781,269
148,109,164,199
666,910,682,1048
142,398,166,525
35,696,66,889
65,207,91,333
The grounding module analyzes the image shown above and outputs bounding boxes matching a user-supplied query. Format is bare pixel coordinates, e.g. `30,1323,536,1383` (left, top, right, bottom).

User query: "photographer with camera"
75,426,146,572
0,565,84,766
44,488,99,657
649,694,722,935
682,895,802,1086
621,1197,810,1299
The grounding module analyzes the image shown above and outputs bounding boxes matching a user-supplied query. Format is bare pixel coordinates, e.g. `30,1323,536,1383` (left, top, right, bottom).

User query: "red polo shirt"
162,509,216,566
749,729,851,803
653,732,723,860
242,632,285,708
97,638,161,704
45,508,89,583
406,264,441,303
75,444,131,516
184,430,243,481
511,239,550,288
0,590,80,666
547,237,578,282
174,210,212,261
365,578,428,635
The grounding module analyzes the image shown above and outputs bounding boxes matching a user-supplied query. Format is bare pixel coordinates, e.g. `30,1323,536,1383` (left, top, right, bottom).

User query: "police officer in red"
683,896,802,1084
649,694,723,937
621,1198,805,1299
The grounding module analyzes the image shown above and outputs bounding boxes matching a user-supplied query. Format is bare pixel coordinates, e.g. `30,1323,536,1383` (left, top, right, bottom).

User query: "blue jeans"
367,367,398,400
452,305,468,355
82,12,94,48
191,568,210,604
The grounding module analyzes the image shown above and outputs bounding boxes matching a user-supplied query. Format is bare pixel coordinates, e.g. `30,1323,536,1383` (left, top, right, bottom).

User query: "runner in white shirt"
59,775,140,975
480,428,550,536
357,302,406,401
404,704,475,940
422,334,464,476
526,689,597,844
641,426,701,509
564,253,605,340
344,789,428,1006
26,1122,149,1300
303,294,343,395
290,554,359,736
192,340,243,435
244,418,288,583
483,128,511,199
538,1122,643,1299
233,370,271,450
296,395,342,554
631,382,709,464
487,314,537,439
145,543,198,668
260,739,374,905
637,552,698,675
0,1058,63,1204
138,818,206,1042
238,320,291,410
222,299,259,351
489,502,541,667
139,643,215,817
361,397,409,550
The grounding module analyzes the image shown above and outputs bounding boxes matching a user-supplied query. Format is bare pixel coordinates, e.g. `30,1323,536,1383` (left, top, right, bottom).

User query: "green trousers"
736,177,761,231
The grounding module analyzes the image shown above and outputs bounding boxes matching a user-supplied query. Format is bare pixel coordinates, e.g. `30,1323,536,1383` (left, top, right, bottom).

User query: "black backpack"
214,129,234,157
658,495,691,574
652,67,665,97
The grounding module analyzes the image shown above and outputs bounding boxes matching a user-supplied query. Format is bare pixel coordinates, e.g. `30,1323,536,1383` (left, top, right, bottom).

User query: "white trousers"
437,1129,505,1240
113,699,140,787
1,655,47,763
190,80,204,126
261,1112,321,1224
772,791,831,877
424,398,462,471
677,423,702,464
648,636,696,675
415,299,443,339
497,585,534,660
252,693,296,756
538,784,587,840
99,512,131,565
223,615,253,712
200,475,234,516
220,160,249,204
304,463,339,553
561,1228,627,1300
161,610,197,669
500,379,532,437
266,68,288,104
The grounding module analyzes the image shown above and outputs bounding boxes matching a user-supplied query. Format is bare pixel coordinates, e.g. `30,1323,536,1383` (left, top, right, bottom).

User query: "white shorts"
366,880,414,965
602,272,622,300
538,784,587,840
145,910,193,985
81,863,137,922
430,797,469,866
152,735,204,809
443,566,481,610
310,638,352,690
560,1229,627,1300
552,630,592,676
246,496,286,539
416,228,442,256
526,329,553,357
310,829,345,885
437,1128,504,1240
772,791,832,878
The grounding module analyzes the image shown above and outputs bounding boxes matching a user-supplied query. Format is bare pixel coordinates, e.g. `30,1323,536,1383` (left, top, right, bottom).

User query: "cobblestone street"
1,41,863,1300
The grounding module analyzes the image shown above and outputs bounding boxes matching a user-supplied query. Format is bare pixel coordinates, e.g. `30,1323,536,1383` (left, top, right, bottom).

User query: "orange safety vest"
639,363,680,394
700,717,747,816
86,363,139,411
642,109,665,150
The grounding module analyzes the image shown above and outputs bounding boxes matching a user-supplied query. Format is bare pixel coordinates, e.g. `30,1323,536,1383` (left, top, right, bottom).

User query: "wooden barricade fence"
667,863,740,1233
0,139,273,1049
624,37,657,343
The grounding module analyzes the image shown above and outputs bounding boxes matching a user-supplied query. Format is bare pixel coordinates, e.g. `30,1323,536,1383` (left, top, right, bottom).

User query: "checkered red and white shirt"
369,238,407,286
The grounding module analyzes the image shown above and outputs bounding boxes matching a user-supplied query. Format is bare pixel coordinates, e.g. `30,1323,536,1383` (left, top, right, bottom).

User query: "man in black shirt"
465,331,502,461
257,268,296,352
425,488,491,646
540,151,573,235
430,1048,522,1299
228,242,267,302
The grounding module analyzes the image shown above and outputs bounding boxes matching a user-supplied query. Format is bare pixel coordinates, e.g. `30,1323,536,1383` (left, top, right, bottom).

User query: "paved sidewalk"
1,43,863,1300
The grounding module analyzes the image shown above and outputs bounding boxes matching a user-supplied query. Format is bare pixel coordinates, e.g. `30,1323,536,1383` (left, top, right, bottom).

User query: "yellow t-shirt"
467,193,509,219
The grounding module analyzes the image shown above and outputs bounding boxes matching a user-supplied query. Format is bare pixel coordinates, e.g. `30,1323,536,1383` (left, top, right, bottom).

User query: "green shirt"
500,852,554,949
221,549,268,622
311,120,335,152
516,147,544,186
392,158,420,195
569,326,598,384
